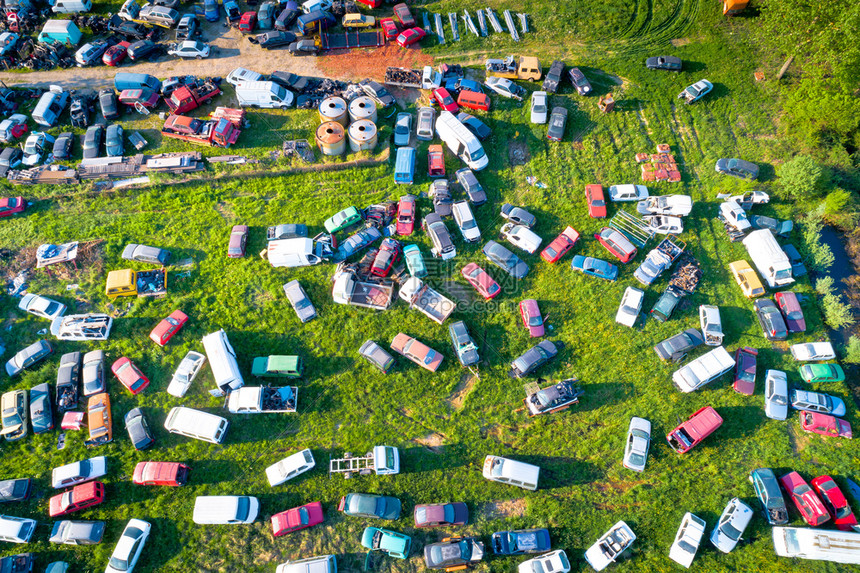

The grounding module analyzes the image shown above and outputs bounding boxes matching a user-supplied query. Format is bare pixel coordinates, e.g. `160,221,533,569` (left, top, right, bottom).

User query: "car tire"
196,55,202,60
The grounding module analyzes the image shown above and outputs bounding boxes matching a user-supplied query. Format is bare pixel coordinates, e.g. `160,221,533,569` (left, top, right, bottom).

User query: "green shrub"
778,154,827,199
803,220,836,271
844,336,860,364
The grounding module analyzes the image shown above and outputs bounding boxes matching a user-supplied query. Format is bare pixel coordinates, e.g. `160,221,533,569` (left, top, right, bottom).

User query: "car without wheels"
125,408,155,450
491,528,551,555
455,168,487,204
800,410,852,439
49,520,105,545
483,240,529,279
764,369,789,420
571,255,618,281
461,263,500,300
390,333,443,372
6,339,53,377
669,512,705,568
449,321,479,367
283,280,317,323
339,493,401,520
272,502,324,536
584,522,635,571
484,76,525,100
530,91,548,124
425,537,484,570
361,526,412,559
416,107,435,140
542,60,564,92
733,347,757,395
547,106,568,141
791,342,835,361
500,203,536,227
520,550,570,573
18,293,66,321
710,498,753,553
510,341,559,379
105,519,150,573
457,112,492,140
524,379,583,417
798,363,844,383
654,328,704,363
568,67,592,95
780,471,830,526
666,406,722,453
811,475,858,531
393,112,412,146
791,389,846,417
678,79,713,104
622,417,651,472
749,468,789,525
716,158,759,180
646,55,682,70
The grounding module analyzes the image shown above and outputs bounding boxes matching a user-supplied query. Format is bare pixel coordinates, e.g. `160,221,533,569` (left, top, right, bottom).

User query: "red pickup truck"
161,114,241,148
165,80,221,114
666,406,723,453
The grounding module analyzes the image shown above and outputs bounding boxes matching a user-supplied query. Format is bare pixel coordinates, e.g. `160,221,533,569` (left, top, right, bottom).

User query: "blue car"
334,227,382,262
445,77,484,94
571,255,618,281
203,0,219,22
491,529,551,555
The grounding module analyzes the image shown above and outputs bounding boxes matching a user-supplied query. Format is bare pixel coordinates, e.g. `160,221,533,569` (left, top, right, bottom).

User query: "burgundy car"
414,502,468,527
227,224,249,258
392,3,416,27
774,291,806,332
519,299,545,337
149,309,188,346
733,346,757,395
432,88,459,113
779,471,831,526
119,89,160,109
396,27,426,48
585,184,607,218
540,226,580,263
461,263,501,300
396,194,416,236
271,501,324,536
111,357,150,395
812,475,858,531
103,41,131,66
371,238,401,277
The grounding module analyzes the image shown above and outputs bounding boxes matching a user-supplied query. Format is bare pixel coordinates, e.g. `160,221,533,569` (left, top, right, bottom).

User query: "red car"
111,357,150,395
149,309,189,346
396,27,425,47
461,263,501,300
585,184,607,218
774,291,806,332
595,227,637,263
812,475,858,530
800,411,852,439
48,481,105,517
428,144,445,177
271,501,324,536
228,224,249,258
103,41,131,66
380,17,399,40
393,3,416,27
371,238,401,277
119,89,161,109
396,194,416,236
133,461,190,486
0,196,26,218
238,11,258,33
733,346,757,395
432,88,459,112
779,471,831,526
0,116,27,142
540,226,580,263
519,299,545,337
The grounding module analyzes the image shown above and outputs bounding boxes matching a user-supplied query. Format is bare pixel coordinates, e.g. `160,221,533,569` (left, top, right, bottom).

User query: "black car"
252,31,297,49
56,351,81,412
82,125,105,160
0,479,31,503
456,112,491,140
755,299,788,341
69,93,94,128
99,89,120,121
431,180,453,218
653,328,705,362
288,39,319,55
483,240,529,279
0,147,23,176
107,14,154,41
127,39,163,61
359,79,395,107
52,132,74,160
782,244,807,277
270,70,307,91
510,340,559,378
455,168,487,205
645,56,683,71
176,13,200,41
547,106,568,142
568,67,592,95
274,6,300,31
542,60,564,93
124,408,155,450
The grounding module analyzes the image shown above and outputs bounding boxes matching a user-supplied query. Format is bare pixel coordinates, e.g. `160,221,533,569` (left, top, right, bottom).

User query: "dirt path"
0,20,324,90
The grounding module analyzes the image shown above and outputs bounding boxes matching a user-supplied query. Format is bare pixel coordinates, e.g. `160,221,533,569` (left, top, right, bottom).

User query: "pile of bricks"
636,143,681,183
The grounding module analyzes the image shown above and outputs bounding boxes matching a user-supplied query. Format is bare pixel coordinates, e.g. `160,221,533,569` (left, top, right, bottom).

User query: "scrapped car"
636,194,693,216
167,351,206,397
53,132,74,160
29,383,53,434
457,112,492,141
524,379,583,417
615,286,644,328
393,113,412,147
82,350,106,397
654,328,705,363
358,340,395,374
18,293,66,321
811,475,858,531
800,411,852,439
644,215,683,235
547,106,568,141
608,184,648,202
790,342,835,361
622,417,651,472
5,339,52,377
271,502,324,536
49,520,105,545
595,227,637,263
22,132,55,166
424,537,484,570
510,340,559,379
1,390,28,442
678,79,713,104
167,40,210,59
416,106,436,140
111,357,150,395
729,260,764,297
585,184,607,218
370,239,401,278
733,347,757,395
403,245,427,278
265,449,315,487
646,55,682,70
530,91,548,124
52,456,107,489
380,17,398,40
543,60,565,92
749,468,789,525
455,168,487,205
541,226,579,263
392,3,415,27
710,498,753,553
125,408,155,450
0,114,28,143
501,223,541,254
519,299,545,337
483,241,529,279
431,180,453,217
720,201,751,231
500,204,536,227
449,321,479,367
432,88,458,113
491,528,551,555
453,201,481,242
799,363,845,384
764,370,789,420
390,333,443,372
571,255,618,281
396,26,426,47
668,512,705,568
414,502,467,527
484,76,525,100
461,263,501,300
105,124,124,157
395,195,416,236
133,461,190,486
780,471,831,526
774,291,805,332
520,550,570,573
361,526,412,560
568,67,592,95
283,280,317,323
325,206,362,234
83,124,105,159
253,31,297,49
48,481,105,517
716,158,759,180
666,406,723,454
751,215,793,237
105,519,150,573
791,389,846,417
584,522,635,571
149,309,188,346
754,299,788,341
359,79,395,107
227,224,249,258
121,243,172,266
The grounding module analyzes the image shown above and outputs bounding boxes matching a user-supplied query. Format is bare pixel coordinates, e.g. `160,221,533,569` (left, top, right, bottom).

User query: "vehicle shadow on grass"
681,61,708,74
510,455,599,490
712,405,765,440
577,382,635,413
140,517,182,571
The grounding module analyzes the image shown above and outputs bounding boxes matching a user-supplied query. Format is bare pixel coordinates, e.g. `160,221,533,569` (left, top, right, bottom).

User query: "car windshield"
528,316,543,327
469,147,486,162
720,521,742,540
443,504,455,523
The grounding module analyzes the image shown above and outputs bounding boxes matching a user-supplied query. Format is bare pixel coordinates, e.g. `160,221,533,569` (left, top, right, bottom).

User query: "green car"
251,355,303,378
324,206,362,234
361,527,412,559
798,363,845,383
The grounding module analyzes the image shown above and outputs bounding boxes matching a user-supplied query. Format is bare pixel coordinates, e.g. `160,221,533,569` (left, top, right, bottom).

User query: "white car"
719,200,751,231
106,519,151,573
452,201,481,243
421,65,442,90
500,223,542,254
669,512,706,568
484,76,525,100
728,190,769,205
608,184,648,202
764,369,789,420
167,40,210,59
226,67,263,87
710,498,753,553
622,417,651,472
51,456,107,489
18,293,66,320
615,286,644,327
518,550,570,573
584,521,636,571
636,195,693,216
22,132,55,166
0,113,27,143
530,91,548,124
265,448,315,487
167,351,207,398
790,342,835,361
644,215,683,235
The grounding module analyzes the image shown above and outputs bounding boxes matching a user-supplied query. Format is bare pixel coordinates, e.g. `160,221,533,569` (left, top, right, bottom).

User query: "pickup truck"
226,386,297,413
667,406,723,453
633,238,684,286
398,277,455,324
165,80,221,114
672,346,734,393
105,269,166,299
485,55,541,81
331,268,394,310
161,113,241,148
384,66,422,88
330,445,400,477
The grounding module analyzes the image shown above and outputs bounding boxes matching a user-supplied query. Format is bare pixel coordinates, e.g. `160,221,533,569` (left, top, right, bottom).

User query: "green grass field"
1,1,858,572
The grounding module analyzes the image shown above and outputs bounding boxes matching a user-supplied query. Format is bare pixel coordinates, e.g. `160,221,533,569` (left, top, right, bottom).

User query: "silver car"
6,340,53,377
416,107,435,140
764,370,788,420
622,417,651,472
18,293,66,321
283,280,317,323
393,112,412,146
167,351,206,398
710,498,752,553
81,350,106,397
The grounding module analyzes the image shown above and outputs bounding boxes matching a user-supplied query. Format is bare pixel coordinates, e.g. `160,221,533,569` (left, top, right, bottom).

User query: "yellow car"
342,13,375,28
729,260,765,298
0,390,27,441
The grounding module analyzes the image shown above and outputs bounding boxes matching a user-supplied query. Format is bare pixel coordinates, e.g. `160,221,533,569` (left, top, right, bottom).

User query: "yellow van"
729,260,765,298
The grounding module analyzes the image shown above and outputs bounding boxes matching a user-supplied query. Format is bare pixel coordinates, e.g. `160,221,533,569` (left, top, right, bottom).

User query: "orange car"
86,392,112,446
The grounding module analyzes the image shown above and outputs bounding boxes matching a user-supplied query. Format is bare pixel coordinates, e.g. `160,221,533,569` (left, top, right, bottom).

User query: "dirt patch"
447,372,478,410
671,38,692,47
317,44,434,83
415,432,446,453
213,201,236,222
508,140,530,166
479,498,526,520
788,424,811,454
0,246,35,276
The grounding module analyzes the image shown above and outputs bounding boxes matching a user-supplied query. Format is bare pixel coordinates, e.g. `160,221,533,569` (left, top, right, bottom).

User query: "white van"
742,229,793,288
52,0,92,13
201,329,243,394
276,555,337,573
301,0,332,14
192,496,259,524
235,81,294,109
32,86,69,127
266,238,325,268
482,455,540,491
265,448,316,487
164,406,230,444
500,223,542,254
0,515,36,543
773,526,860,565
452,201,481,243
435,111,488,171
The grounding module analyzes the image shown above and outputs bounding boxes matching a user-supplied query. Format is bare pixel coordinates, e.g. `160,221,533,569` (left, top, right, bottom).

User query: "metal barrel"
318,96,348,126
315,121,346,156
348,96,377,123
348,119,377,153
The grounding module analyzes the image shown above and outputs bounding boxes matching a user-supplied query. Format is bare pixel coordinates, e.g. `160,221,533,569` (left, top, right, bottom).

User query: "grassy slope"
1,1,858,571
